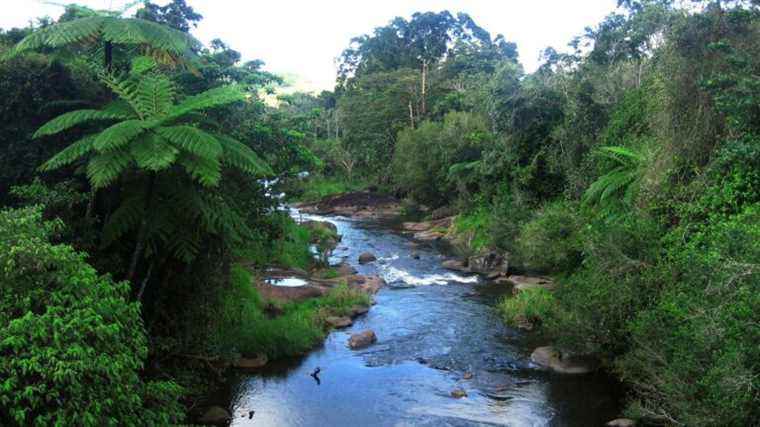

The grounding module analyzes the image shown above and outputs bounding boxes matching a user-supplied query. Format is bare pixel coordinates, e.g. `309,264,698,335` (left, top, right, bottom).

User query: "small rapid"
228,210,621,426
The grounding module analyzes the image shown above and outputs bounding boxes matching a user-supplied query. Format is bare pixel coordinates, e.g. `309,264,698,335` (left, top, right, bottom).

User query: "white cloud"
1,0,619,91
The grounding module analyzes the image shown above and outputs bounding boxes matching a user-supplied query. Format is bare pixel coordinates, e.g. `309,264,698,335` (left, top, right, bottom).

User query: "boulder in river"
333,262,357,277
450,388,468,398
413,229,445,242
348,330,377,349
326,316,353,329
606,419,636,427
198,406,230,425
441,259,470,273
358,252,377,264
348,304,370,318
467,251,508,275
530,346,598,374
403,221,432,232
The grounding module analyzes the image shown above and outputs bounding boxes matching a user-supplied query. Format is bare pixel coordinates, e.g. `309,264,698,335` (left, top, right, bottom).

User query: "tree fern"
583,145,649,209
5,15,200,66
35,64,270,279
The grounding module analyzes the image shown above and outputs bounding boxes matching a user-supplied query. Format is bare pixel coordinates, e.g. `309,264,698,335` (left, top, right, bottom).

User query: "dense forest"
1,0,758,426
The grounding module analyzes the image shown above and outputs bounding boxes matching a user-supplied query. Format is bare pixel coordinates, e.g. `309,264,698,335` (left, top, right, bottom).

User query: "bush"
618,207,760,426
0,207,182,426
498,287,556,328
514,200,584,273
542,212,663,356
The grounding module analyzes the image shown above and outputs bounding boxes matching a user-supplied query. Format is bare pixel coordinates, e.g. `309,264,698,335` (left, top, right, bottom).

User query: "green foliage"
5,13,201,65
452,205,492,253
583,144,650,209
293,176,366,203
392,111,495,206
515,201,584,273
206,265,369,360
498,287,556,328
0,207,182,426
620,207,760,426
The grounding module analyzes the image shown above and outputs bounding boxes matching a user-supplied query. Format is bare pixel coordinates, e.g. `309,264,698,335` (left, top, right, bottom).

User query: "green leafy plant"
0,207,183,426
35,59,271,278
583,145,649,209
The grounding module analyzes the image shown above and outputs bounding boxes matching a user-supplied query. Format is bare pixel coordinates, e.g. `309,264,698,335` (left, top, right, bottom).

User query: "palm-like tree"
583,145,648,209
4,4,200,69
35,62,271,281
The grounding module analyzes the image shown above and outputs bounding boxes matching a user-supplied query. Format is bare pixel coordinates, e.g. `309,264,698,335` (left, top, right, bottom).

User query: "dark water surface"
229,211,621,426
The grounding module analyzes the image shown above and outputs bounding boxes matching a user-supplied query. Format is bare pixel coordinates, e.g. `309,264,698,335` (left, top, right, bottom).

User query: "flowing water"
228,211,621,426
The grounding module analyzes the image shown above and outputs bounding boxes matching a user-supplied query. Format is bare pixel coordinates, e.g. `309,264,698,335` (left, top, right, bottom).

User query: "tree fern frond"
39,135,97,171
87,149,132,188
101,99,136,117
100,72,145,117
160,85,246,125
177,153,221,187
135,73,175,118
216,134,273,177
130,133,178,171
93,119,146,152
157,126,222,160
101,193,145,247
34,109,129,138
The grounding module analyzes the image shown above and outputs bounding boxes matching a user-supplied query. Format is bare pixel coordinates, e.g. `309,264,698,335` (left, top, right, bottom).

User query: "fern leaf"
160,85,246,125
157,125,222,160
134,73,175,118
101,193,145,247
130,133,178,171
177,153,221,187
93,119,146,152
87,149,132,188
34,109,129,138
216,135,273,176
39,135,97,171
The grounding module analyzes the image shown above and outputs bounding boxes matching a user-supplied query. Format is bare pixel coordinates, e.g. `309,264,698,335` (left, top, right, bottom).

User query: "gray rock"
326,316,353,329
530,346,598,374
232,354,268,370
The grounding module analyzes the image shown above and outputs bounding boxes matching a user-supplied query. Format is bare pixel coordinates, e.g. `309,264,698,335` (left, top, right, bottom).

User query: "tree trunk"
420,61,428,116
408,100,415,129
104,40,113,72
127,174,157,283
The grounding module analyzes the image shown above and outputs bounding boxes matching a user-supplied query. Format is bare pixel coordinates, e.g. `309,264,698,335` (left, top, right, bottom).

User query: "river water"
228,211,621,426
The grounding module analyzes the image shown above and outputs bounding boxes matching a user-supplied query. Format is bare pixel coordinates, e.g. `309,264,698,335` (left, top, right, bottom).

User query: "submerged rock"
530,346,598,374
198,406,230,425
358,252,377,264
463,372,474,380
326,316,353,329
348,330,377,349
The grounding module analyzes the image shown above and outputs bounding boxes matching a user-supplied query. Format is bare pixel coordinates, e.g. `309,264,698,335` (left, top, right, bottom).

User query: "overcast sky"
1,0,619,91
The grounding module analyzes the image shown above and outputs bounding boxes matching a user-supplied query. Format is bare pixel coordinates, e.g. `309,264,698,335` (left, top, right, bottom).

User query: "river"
227,210,622,426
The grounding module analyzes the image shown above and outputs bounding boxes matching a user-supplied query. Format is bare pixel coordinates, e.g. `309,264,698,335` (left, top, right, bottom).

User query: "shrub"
514,200,584,273
0,207,182,426
618,207,760,426
498,287,556,328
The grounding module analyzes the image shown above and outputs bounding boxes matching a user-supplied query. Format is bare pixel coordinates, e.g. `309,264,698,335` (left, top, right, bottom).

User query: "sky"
1,0,619,91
